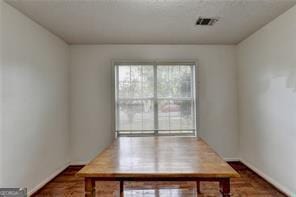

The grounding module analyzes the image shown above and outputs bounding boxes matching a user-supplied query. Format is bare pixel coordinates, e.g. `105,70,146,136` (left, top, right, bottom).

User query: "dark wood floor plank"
33,162,286,197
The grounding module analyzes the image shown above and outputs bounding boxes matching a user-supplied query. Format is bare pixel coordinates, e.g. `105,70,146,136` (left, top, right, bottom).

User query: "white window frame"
113,60,199,137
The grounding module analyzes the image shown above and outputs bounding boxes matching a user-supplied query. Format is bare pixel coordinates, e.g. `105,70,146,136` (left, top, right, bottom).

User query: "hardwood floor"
33,162,286,197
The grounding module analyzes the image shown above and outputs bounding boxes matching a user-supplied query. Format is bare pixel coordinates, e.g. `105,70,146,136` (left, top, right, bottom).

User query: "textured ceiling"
5,0,296,45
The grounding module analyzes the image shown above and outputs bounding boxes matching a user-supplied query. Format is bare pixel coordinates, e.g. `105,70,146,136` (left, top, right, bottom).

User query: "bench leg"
219,178,230,197
120,180,124,197
85,178,95,197
196,180,201,194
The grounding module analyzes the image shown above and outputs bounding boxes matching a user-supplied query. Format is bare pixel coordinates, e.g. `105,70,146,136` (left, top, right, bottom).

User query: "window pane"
158,99,194,130
118,66,130,98
142,66,154,98
158,99,170,130
118,99,154,131
179,100,194,129
157,66,170,98
157,65,192,98
118,65,153,98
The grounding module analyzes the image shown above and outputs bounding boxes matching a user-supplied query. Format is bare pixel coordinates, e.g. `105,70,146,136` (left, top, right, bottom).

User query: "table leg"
120,180,124,197
85,178,95,197
219,178,230,197
196,180,201,194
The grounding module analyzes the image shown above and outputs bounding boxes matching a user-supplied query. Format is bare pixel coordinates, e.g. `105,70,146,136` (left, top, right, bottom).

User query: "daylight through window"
115,62,197,136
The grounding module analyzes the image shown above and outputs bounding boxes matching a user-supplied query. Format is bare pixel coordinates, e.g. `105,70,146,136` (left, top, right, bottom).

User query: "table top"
77,137,239,178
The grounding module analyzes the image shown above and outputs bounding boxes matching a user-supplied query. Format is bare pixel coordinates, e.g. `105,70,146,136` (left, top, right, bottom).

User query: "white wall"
70,45,239,163
237,5,296,195
1,1,70,193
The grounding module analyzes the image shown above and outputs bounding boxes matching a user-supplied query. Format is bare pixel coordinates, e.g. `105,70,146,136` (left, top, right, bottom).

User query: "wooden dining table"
77,137,239,197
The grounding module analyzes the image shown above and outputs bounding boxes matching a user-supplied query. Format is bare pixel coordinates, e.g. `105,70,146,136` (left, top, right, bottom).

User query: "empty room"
0,0,295,196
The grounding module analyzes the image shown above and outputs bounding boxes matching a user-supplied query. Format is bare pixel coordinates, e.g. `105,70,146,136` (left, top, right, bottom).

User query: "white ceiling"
5,0,296,45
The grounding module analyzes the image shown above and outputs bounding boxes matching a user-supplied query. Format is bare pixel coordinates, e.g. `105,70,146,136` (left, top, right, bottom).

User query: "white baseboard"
223,158,240,162
28,162,70,196
240,159,293,196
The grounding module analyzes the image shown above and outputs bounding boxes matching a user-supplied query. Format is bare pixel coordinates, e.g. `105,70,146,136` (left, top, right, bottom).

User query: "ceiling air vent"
196,17,219,26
